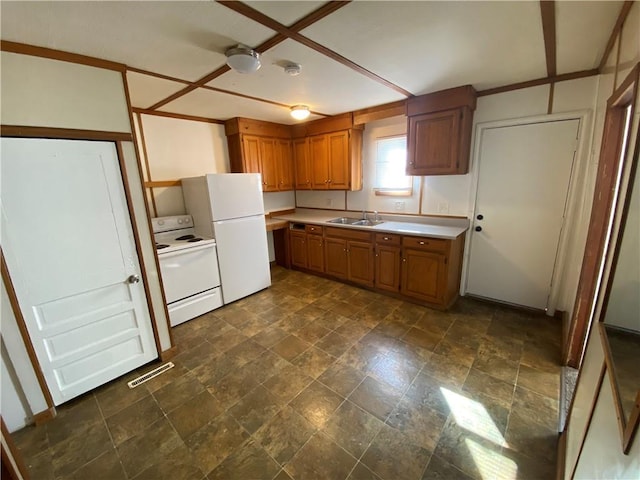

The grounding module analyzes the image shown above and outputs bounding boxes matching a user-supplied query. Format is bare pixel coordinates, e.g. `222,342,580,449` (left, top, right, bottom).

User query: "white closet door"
1,138,157,405
466,119,579,310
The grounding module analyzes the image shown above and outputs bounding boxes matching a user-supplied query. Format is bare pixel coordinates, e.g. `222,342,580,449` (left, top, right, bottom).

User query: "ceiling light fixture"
290,105,310,121
225,44,261,74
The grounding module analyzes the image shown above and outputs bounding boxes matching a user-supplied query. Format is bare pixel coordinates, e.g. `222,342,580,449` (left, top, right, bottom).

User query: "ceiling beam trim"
540,1,556,77
147,1,350,111
598,1,635,72
217,0,413,97
477,68,599,97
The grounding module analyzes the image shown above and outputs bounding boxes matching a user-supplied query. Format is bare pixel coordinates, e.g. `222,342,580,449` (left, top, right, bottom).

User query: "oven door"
157,243,220,304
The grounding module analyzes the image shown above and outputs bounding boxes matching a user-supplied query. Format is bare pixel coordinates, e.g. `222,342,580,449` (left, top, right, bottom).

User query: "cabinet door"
309,134,329,189
276,139,294,191
307,234,325,273
259,137,279,192
293,138,311,190
347,240,374,286
325,237,347,279
401,248,446,304
290,231,307,269
375,245,401,292
327,131,350,189
241,135,262,174
407,109,460,175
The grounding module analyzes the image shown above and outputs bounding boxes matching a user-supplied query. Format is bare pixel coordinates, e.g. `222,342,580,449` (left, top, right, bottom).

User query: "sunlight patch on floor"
441,388,507,446
466,438,518,480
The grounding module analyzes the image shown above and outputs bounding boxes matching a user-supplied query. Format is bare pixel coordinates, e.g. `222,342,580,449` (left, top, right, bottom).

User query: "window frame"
372,134,413,197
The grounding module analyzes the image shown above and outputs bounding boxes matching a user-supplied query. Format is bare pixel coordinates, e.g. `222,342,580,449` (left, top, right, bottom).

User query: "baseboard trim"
556,430,567,480
33,407,56,426
159,346,178,362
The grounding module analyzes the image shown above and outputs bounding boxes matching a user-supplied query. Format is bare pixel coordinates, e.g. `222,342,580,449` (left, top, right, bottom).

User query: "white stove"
152,215,223,327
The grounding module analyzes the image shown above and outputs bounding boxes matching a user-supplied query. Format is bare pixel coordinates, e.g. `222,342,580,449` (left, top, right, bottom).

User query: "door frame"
461,110,593,315
0,124,171,413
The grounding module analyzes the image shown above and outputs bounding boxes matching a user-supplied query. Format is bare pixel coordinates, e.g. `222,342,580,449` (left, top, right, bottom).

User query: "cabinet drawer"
402,235,449,253
305,224,323,235
375,233,401,245
325,226,373,242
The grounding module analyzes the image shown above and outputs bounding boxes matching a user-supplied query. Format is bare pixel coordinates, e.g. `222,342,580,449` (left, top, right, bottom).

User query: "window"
374,135,412,196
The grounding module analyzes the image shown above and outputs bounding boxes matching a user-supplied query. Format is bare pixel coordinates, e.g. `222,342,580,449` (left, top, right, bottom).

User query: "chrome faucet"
362,209,367,220
374,211,380,222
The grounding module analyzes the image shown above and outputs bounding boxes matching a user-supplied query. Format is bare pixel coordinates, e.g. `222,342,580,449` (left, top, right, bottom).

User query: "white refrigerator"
181,173,271,304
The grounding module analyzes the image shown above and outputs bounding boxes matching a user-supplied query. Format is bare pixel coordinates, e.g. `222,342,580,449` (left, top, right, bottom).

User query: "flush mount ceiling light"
290,105,310,120
225,45,261,74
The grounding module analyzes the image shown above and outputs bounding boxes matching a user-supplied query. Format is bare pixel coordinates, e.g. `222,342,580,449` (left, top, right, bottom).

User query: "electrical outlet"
394,201,405,211
437,202,450,214
325,198,333,207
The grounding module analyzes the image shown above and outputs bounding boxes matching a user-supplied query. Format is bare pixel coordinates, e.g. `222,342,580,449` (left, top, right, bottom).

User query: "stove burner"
176,234,195,241
156,244,170,249
187,238,203,243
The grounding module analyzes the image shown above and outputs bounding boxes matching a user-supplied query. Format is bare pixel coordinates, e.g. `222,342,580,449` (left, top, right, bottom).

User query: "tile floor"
12,266,562,480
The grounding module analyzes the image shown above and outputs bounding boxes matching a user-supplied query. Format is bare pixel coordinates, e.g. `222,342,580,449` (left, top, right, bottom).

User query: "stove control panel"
151,215,193,233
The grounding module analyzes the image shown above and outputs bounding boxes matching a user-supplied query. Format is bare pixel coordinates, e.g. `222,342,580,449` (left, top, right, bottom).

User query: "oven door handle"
158,243,216,259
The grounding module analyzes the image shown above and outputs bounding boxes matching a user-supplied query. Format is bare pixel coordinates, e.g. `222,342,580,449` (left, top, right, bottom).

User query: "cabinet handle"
419,241,426,245
403,258,406,262
328,179,332,183
384,236,390,240
325,180,329,183
409,161,414,166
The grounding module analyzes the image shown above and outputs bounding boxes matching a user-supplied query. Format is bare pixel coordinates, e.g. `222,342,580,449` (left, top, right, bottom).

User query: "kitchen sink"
327,217,384,227
327,217,361,224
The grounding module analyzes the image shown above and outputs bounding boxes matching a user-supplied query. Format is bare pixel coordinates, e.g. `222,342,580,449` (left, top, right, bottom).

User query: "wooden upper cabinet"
310,134,329,189
276,139,294,190
308,130,362,190
259,137,279,192
406,85,476,176
293,138,311,190
240,135,262,174
225,118,294,192
226,116,362,192
327,131,350,190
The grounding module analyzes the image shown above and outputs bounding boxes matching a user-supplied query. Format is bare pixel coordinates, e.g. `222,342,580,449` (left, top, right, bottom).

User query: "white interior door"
466,119,579,310
1,138,158,405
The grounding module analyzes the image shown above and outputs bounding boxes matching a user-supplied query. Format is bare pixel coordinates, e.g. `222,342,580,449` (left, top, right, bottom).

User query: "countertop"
271,209,469,240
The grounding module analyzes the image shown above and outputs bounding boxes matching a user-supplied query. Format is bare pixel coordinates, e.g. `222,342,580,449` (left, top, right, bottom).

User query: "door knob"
475,226,482,232
128,275,140,284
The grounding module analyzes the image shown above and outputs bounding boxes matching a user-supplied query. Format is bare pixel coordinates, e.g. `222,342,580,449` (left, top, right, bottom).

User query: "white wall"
1,51,173,417
134,114,231,217
1,52,131,132
1,280,48,432
565,3,640,477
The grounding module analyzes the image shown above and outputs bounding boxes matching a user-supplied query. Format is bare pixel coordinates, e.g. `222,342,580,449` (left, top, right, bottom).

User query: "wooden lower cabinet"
325,237,348,279
347,240,374,287
375,244,401,292
289,230,307,269
307,234,324,273
400,249,446,303
287,224,465,309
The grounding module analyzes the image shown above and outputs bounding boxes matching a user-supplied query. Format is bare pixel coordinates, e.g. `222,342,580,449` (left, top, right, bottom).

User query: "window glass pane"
375,136,411,190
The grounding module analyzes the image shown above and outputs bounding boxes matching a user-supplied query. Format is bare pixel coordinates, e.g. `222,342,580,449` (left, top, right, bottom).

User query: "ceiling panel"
244,1,326,26
160,87,322,125
126,72,187,109
207,39,406,116
0,1,275,82
556,1,622,74
301,1,548,94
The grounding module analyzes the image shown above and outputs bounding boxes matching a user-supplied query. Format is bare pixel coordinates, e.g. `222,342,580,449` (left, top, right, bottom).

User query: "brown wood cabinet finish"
307,234,325,273
293,138,311,189
375,244,401,292
289,230,307,269
285,224,464,309
406,85,476,176
401,248,446,303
